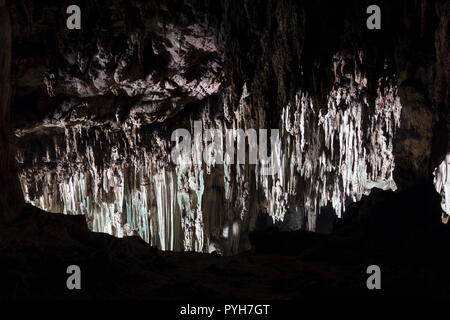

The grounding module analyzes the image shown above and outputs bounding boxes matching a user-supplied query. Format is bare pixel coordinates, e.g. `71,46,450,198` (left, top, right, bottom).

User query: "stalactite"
16,51,404,253
434,153,450,221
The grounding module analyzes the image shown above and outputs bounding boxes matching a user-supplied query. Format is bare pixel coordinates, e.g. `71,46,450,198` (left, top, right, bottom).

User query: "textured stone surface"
0,0,449,300
0,0,24,221
434,153,450,220
8,0,449,253
15,56,402,253
1,184,449,299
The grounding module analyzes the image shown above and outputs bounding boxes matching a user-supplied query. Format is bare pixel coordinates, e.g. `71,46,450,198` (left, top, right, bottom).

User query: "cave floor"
1,202,449,300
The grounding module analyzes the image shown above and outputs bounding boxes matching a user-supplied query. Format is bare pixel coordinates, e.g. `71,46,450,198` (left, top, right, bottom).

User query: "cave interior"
0,0,449,300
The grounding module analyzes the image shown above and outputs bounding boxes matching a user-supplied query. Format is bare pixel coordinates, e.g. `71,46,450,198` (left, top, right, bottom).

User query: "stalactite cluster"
16,50,403,254
434,153,450,221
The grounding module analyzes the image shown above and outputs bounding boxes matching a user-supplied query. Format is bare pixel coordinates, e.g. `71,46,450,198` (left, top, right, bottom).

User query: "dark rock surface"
0,0,24,221
1,183,449,299
10,0,224,128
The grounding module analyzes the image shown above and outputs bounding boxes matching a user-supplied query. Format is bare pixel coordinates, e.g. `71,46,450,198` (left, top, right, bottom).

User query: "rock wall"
7,0,449,252
16,51,402,253
0,0,24,221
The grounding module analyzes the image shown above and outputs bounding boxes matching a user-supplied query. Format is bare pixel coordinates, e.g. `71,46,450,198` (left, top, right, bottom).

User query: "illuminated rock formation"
16,50,402,253
434,153,450,220
9,0,448,256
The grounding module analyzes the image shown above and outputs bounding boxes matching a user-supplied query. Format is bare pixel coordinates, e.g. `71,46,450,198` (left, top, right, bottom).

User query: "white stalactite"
17,51,404,253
